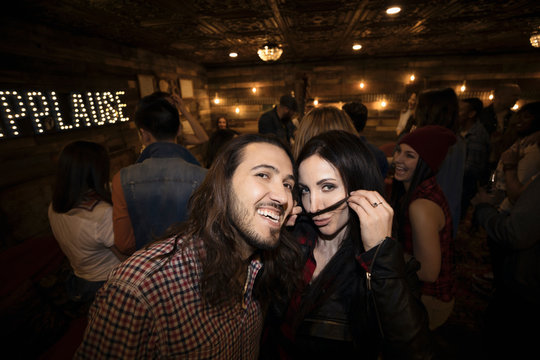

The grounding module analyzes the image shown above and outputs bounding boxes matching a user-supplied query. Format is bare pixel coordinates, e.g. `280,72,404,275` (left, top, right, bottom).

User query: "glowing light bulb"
359,82,365,89
410,74,415,81
352,44,362,51
252,87,257,93
313,99,319,106
381,100,387,108
489,93,494,100
386,7,401,15
512,103,519,110
229,52,238,58
460,84,466,92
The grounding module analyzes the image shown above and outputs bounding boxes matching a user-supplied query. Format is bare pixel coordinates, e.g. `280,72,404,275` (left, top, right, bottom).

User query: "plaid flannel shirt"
75,237,263,359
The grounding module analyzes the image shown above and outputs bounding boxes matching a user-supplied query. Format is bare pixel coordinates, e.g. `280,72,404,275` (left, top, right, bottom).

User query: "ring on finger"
371,201,383,208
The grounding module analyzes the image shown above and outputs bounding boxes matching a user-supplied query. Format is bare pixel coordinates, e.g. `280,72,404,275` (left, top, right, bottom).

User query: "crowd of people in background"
47,85,539,358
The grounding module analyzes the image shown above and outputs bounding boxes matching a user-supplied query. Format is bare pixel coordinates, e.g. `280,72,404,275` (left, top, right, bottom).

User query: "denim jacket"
120,143,207,249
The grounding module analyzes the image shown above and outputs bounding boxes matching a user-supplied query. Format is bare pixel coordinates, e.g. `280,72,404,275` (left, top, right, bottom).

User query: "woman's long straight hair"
52,141,111,213
294,130,384,344
390,156,433,239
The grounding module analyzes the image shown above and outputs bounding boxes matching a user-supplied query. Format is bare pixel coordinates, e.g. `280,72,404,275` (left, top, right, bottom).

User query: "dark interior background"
1,0,539,248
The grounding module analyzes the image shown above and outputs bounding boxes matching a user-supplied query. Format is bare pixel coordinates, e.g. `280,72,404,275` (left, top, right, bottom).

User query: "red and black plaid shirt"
75,237,263,359
402,176,456,302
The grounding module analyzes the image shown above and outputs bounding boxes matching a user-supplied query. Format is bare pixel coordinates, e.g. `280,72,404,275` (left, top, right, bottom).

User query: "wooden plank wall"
0,20,210,249
206,53,540,138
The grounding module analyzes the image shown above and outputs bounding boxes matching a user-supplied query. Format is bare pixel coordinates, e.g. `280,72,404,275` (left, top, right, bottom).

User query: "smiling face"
298,154,350,240
392,143,419,189
217,117,227,129
515,110,534,136
229,142,294,256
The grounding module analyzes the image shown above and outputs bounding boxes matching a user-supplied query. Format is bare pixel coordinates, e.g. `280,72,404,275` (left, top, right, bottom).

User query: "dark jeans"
66,271,105,303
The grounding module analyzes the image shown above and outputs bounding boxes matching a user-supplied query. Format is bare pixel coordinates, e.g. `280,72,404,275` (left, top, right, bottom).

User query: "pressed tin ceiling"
3,0,540,67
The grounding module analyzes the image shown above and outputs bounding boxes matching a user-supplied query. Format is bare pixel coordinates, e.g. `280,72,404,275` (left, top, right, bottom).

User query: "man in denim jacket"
112,95,207,255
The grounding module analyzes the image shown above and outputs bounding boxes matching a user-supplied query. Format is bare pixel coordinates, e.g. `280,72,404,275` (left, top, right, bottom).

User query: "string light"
235,106,240,114
489,92,494,101
381,99,388,108
410,74,415,82
313,99,319,106
460,81,467,93
359,81,365,89
252,87,257,93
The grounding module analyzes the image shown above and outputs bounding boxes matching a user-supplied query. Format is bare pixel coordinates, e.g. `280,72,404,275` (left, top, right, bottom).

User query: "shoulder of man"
108,236,201,288
120,157,207,184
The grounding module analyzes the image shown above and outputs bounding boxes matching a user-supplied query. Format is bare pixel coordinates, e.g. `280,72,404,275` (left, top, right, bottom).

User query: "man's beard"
229,191,282,251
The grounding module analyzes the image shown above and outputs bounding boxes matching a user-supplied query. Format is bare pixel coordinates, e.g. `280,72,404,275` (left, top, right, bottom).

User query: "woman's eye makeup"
322,183,336,191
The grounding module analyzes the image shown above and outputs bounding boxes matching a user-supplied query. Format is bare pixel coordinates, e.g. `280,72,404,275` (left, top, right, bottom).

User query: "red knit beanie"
398,125,456,172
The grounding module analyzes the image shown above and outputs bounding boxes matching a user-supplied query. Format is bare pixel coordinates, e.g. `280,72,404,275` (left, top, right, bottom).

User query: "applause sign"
0,90,128,139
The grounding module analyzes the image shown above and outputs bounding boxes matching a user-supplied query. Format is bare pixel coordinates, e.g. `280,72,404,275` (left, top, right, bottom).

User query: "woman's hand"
347,190,393,251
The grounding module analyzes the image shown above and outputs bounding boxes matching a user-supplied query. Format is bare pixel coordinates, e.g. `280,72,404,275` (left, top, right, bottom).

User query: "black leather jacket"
260,229,435,360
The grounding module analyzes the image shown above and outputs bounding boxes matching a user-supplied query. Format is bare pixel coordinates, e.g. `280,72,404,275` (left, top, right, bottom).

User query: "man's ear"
139,128,153,145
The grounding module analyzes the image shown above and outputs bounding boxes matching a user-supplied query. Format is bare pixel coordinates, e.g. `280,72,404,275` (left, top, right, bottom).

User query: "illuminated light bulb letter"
70,93,92,128
100,92,118,124
0,91,26,137
49,91,67,131
26,91,52,134
114,91,129,122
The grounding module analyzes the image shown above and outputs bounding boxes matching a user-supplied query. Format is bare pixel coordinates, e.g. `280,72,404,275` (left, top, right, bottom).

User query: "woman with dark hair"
390,125,457,330
262,130,433,359
414,87,465,238
48,141,124,302
216,115,239,133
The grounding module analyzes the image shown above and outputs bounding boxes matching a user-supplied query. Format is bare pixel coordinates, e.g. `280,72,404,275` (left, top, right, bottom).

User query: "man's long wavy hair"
162,134,303,308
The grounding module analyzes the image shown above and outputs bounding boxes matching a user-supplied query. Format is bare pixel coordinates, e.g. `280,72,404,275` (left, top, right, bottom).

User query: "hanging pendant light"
257,42,283,62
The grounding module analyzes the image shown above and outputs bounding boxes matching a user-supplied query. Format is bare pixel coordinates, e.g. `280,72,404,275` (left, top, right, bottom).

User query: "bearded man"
75,134,303,359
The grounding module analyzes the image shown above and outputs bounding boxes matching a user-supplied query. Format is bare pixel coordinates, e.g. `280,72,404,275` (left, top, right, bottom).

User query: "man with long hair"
75,134,303,359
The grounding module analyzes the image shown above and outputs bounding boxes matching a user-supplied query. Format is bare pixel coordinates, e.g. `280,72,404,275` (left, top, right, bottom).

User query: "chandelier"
531,29,540,48
257,43,283,62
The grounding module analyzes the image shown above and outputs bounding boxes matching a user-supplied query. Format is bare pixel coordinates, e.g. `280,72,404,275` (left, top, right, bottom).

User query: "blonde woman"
293,106,358,160
294,106,387,177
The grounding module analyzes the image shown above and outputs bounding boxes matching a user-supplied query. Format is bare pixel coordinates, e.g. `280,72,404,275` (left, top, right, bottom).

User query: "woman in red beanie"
390,125,457,330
